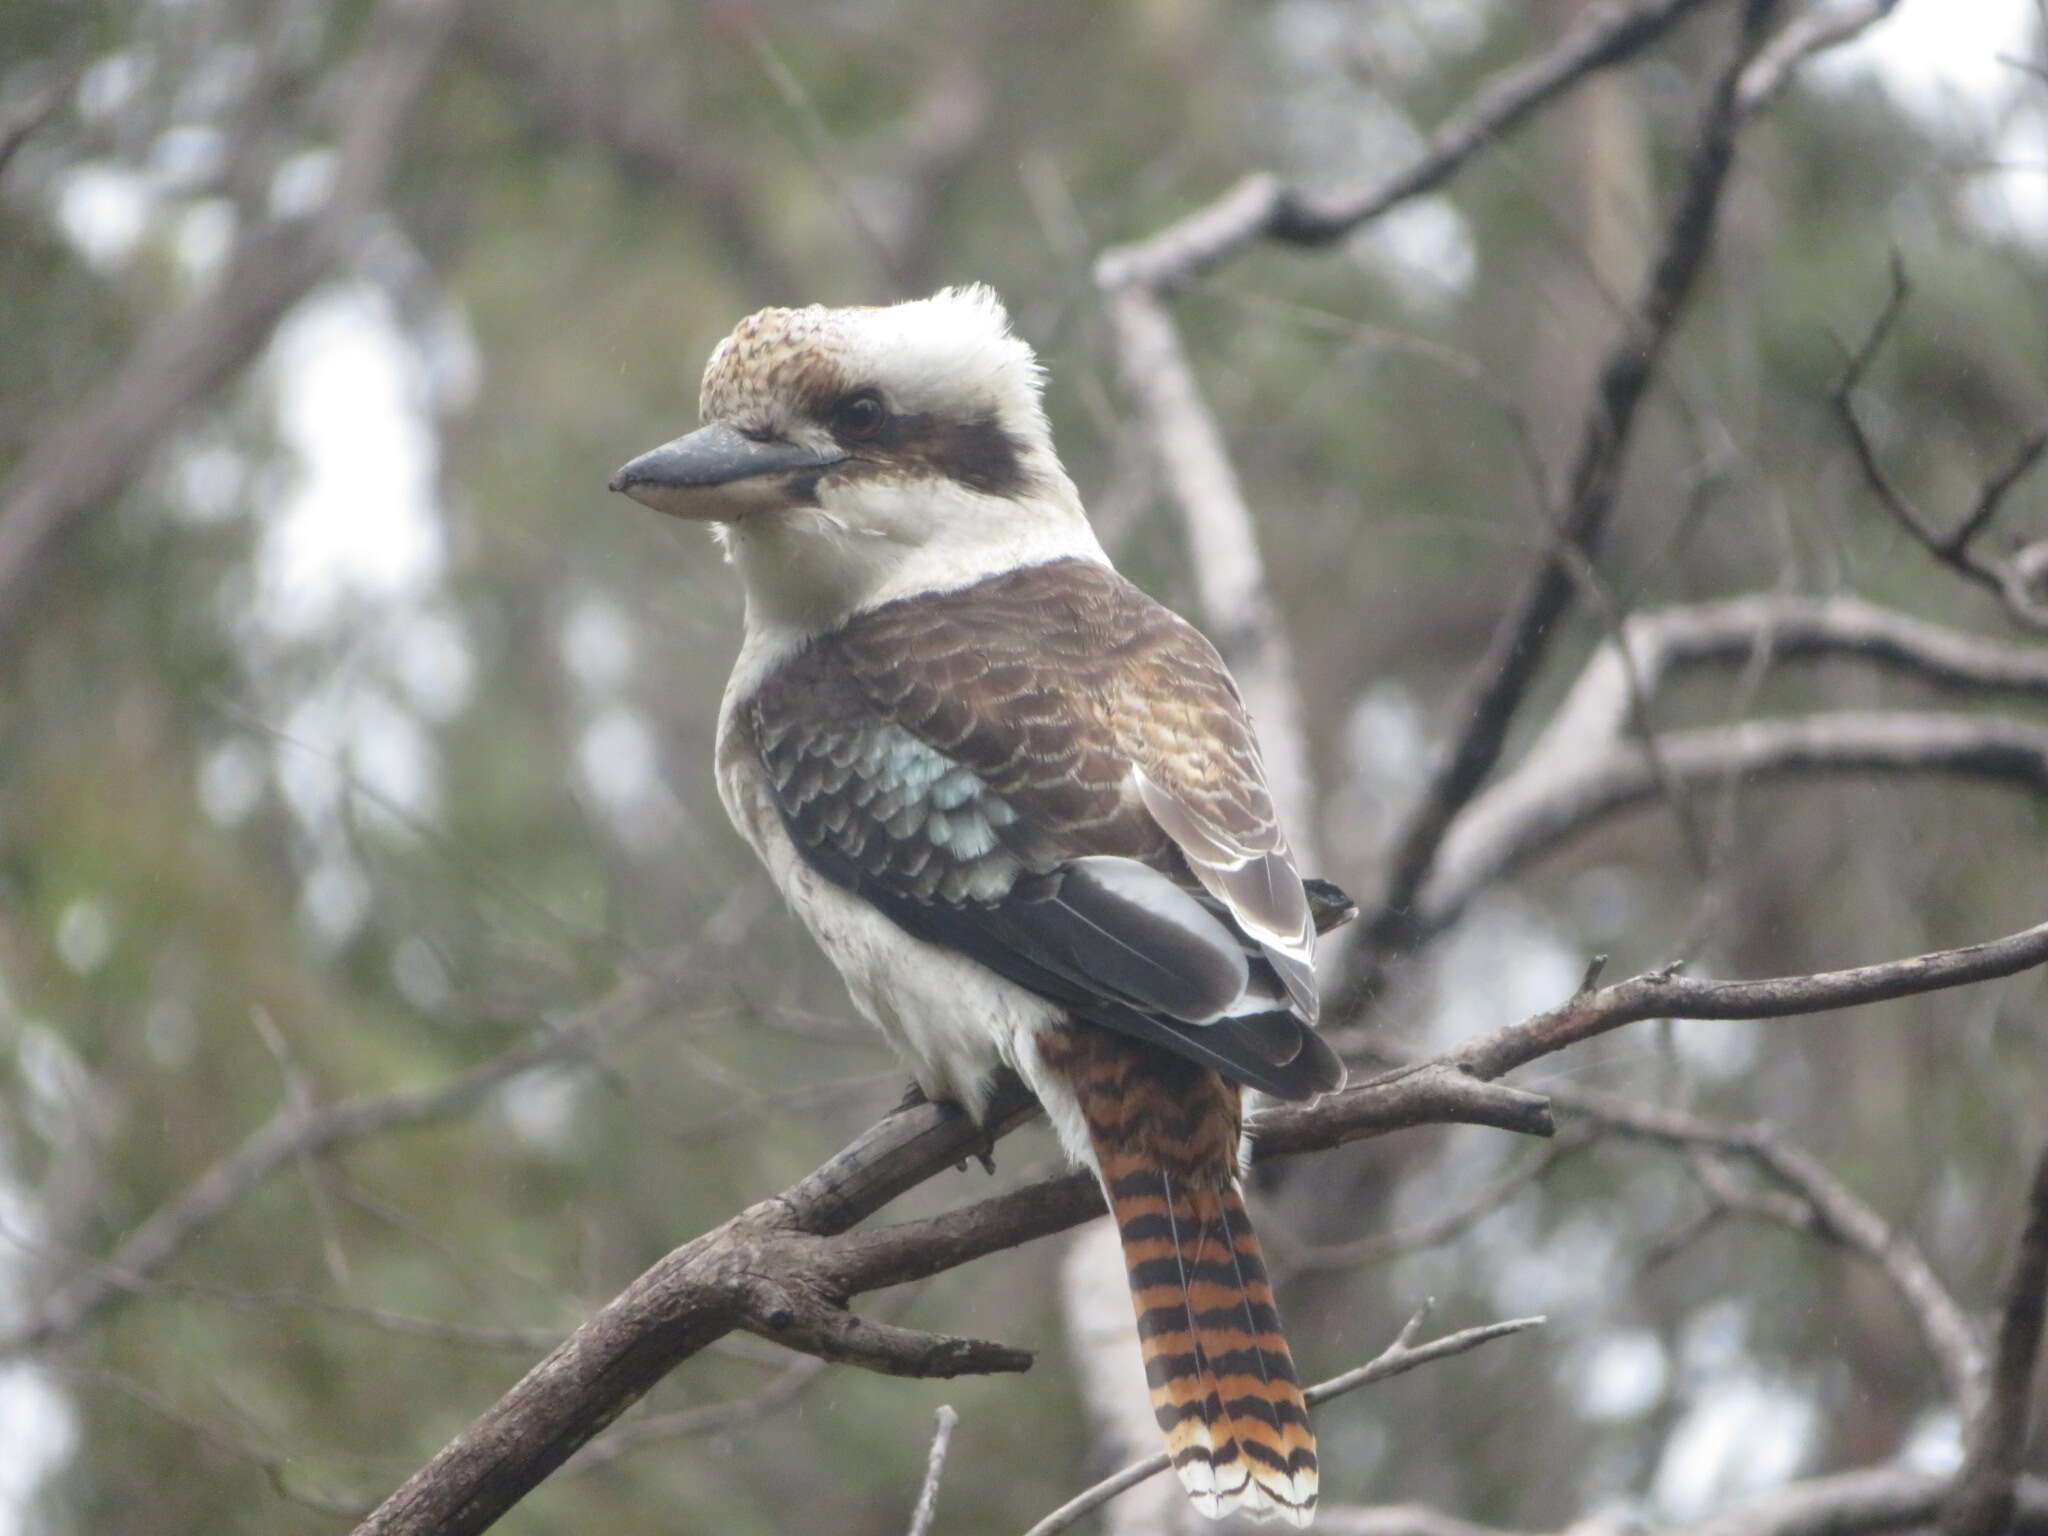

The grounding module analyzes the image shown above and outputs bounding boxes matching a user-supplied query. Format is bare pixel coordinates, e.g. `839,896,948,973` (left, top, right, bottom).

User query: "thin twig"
1351,0,1789,991
1415,710,2048,936
1272,1131,1590,1276
906,1405,960,1536
1097,0,1727,292
351,915,2048,1536
1737,0,1904,113
1,968,665,1357
0,63,78,181
1092,0,1741,847
1833,262,2048,631
1552,1088,1988,1413
1940,1142,2048,1536
1020,1314,1545,1536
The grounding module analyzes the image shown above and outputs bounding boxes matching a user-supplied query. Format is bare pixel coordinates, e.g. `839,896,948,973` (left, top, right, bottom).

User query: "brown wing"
749,557,1340,1098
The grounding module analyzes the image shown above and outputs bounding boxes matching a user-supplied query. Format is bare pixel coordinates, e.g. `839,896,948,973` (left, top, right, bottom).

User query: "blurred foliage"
1,1,2045,1533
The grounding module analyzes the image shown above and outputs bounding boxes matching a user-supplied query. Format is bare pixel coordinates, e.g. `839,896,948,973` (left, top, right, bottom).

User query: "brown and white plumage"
611,287,1348,1525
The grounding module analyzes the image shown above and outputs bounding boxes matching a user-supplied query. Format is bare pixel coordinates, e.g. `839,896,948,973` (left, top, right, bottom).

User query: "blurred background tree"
0,1,2044,1533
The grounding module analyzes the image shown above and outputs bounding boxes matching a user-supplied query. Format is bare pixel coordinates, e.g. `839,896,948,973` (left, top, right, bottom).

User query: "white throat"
723,473,1110,668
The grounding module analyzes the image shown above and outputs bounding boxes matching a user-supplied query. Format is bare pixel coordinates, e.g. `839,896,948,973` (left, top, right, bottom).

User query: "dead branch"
1941,1142,2048,1536
1022,1311,1546,1536
1737,0,1905,113
1269,1131,1591,1277
1685,1470,2048,1536
1398,591,2048,928
1322,1471,2048,1536
1097,0,1727,292
906,1404,960,1536
0,962,667,1358
1093,0,1737,842
1555,1088,1988,1413
0,62,78,181
1422,711,2048,932
1433,919,2048,1086
563,1353,831,1474
1354,0,1786,985
1833,261,2048,631
1516,595,2048,768
350,918,2048,1536
0,0,464,630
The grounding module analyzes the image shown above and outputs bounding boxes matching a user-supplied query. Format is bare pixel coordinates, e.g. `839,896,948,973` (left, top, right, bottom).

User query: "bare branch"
1553,1088,1988,1412
565,1354,831,1473
1523,595,2048,762
1422,711,2048,931
741,1270,1031,1380
1398,593,2048,928
1096,0,1726,293
0,63,77,181
1354,0,1789,988
1092,0,1745,845
1737,0,1905,113
1,967,665,1358
352,917,2048,1535
1436,918,2048,1086
1941,1142,2048,1536
1021,1314,1546,1536
1833,263,2048,631
906,1405,960,1536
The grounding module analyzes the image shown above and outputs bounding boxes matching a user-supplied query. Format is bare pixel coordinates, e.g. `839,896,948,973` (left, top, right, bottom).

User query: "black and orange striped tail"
1100,1145,1318,1525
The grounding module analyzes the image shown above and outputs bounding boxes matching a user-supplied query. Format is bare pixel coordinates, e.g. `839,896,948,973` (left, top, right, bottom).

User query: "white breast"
713,672,1093,1161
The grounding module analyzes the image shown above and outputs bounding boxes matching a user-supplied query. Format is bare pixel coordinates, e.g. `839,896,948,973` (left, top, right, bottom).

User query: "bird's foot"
896,1079,996,1174
894,1079,931,1112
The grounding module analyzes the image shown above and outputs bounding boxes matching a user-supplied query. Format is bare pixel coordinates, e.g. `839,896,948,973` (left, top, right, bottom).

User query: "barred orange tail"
1043,1026,1318,1526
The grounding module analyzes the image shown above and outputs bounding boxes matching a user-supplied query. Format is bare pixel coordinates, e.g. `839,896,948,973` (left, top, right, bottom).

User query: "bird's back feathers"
741,556,1344,1100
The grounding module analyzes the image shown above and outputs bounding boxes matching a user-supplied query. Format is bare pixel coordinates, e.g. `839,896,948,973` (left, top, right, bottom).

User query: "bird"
610,285,1352,1526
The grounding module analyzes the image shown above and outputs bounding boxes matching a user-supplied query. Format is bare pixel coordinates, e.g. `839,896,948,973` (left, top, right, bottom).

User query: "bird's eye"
831,389,887,443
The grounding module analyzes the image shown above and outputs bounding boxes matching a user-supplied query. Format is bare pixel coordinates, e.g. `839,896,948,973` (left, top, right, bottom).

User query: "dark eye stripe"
838,410,1026,497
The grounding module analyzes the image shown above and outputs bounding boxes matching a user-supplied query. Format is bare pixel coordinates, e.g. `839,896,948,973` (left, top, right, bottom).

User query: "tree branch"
0,0,465,630
1318,1471,2048,1536
0,62,78,181
1354,0,1786,985
906,1404,960,1536
351,917,2048,1535
1940,1142,2048,1536
1421,711,2048,932
0,963,666,1358
1375,592,2048,931
1555,1088,1988,1412
1091,0,1740,844
1833,260,2048,631
1021,1311,1547,1536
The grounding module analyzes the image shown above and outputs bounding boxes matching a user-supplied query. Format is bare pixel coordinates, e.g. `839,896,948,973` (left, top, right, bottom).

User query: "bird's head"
610,285,1103,635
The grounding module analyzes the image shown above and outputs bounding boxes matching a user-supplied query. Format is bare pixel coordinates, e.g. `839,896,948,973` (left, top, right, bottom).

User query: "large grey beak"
608,423,846,519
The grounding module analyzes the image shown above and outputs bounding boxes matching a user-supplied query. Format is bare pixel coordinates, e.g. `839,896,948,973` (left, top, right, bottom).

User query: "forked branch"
351,916,2048,1536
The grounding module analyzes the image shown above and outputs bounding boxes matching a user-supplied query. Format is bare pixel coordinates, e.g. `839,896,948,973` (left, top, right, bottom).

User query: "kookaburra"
611,286,1349,1526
